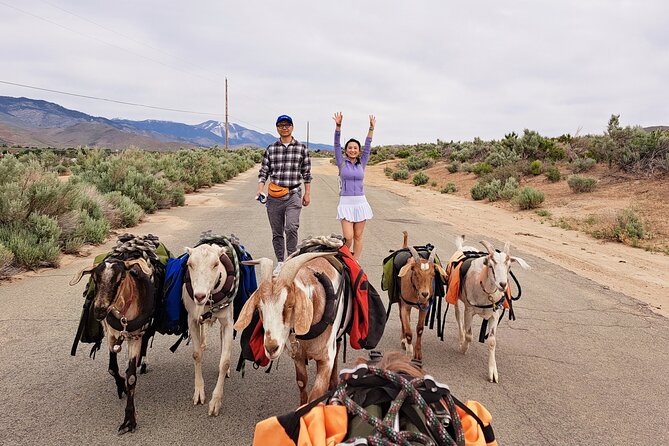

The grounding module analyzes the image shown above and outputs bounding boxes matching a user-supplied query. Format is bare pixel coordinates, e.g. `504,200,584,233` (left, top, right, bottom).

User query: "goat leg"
308,358,332,403
414,309,427,362
399,302,414,357
118,356,138,434
138,331,151,374
487,310,501,383
294,348,309,405
108,350,126,399
209,310,233,417
328,340,341,390
188,317,206,406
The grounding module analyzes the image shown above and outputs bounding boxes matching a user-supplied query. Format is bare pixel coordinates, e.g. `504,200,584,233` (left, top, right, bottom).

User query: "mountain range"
0,96,331,151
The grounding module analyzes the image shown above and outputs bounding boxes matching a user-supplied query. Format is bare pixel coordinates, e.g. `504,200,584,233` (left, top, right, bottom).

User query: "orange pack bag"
268,182,290,198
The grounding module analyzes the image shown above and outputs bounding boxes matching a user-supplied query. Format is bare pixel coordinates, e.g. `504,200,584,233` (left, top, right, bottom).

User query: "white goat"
453,235,530,383
182,243,236,416
234,252,344,405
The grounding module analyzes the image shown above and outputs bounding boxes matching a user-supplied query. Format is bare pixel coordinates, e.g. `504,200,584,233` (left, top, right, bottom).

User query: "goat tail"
402,231,409,248
455,234,465,250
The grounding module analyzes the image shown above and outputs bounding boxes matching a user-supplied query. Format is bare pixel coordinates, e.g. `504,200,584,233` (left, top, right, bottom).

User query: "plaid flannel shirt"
258,138,312,187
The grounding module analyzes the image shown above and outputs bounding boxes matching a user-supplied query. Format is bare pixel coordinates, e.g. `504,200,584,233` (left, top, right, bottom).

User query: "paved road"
1,159,667,445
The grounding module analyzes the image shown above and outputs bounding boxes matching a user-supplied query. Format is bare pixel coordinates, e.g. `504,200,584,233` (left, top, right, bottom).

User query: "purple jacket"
334,130,372,196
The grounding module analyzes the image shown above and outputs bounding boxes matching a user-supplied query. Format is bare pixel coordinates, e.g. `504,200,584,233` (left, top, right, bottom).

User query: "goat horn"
69,264,98,286
277,252,337,285
480,240,495,255
408,245,421,262
428,247,437,262
503,241,511,255
242,258,274,284
124,258,152,276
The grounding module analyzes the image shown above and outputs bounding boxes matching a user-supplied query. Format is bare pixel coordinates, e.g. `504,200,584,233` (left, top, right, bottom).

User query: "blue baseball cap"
276,114,293,125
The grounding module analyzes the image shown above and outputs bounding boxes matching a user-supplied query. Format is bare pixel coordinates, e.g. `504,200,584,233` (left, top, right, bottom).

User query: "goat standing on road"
70,255,158,434
396,231,448,363
182,242,239,417
452,235,530,383
234,252,345,405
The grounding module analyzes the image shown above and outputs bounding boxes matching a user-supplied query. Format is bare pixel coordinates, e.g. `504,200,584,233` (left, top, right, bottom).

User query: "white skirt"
337,195,373,222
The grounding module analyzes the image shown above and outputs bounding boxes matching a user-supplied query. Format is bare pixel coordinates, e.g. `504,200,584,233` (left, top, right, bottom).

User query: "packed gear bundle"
381,243,447,339
70,233,171,358
237,235,386,373
252,351,497,446
442,249,522,343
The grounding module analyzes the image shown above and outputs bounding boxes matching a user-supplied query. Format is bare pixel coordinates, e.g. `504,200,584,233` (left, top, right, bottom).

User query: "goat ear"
293,288,314,336
397,263,413,278
511,256,530,270
69,264,97,286
124,258,151,276
185,247,192,255
233,290,260,331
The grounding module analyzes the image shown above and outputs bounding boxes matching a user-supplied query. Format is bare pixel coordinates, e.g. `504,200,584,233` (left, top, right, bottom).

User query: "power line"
0,0,222,86
0,80,223,116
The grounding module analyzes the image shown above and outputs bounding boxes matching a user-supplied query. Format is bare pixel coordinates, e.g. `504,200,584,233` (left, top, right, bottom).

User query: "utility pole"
225,77,229,150
306,120,310,149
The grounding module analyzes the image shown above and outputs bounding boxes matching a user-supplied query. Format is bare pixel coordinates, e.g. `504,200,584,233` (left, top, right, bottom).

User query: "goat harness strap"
184,251,237,305
296,271,344,341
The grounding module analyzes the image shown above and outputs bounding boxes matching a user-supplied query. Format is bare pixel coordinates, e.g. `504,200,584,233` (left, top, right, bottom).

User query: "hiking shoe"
273,261,284,275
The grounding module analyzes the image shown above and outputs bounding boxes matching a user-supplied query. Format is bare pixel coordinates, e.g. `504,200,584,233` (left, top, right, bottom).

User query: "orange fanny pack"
268,182,290,198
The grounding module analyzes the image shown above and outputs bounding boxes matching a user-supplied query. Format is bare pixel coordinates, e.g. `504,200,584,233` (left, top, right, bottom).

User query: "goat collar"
476,267,506,308
184,252,236,304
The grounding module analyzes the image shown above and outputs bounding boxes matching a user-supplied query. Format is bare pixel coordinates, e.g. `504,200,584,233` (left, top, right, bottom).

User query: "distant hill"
0,96,332,151
644,126,669,132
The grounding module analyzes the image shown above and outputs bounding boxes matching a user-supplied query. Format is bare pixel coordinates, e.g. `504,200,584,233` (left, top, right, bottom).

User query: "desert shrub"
529,160,542,175
470,182,488,200
0,223,60,269
441,183,457,194
568,175,598,193
396,149,411,158
500,177,519,200
28,213,61,244
384,167,393,177
104,192,144,228
514,187,545,210
62,237,84,255
545,166,561,182
535,209,551,217
412,172,429,186
405,156,433,171
72,211,110,244
485,142,521,167
461,162,474,173
0,241,14,273
570,157,596,173
485,178,502,202
472,162,493,176
614,208,646,241
392,169,409,181
430,181,437,187
487,163,523,185
447,162,460,173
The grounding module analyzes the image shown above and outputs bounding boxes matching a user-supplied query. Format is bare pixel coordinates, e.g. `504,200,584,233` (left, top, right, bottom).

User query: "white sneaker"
273,262,284,275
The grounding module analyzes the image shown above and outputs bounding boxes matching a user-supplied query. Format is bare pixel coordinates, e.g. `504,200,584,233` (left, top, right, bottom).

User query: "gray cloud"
1,0,667,145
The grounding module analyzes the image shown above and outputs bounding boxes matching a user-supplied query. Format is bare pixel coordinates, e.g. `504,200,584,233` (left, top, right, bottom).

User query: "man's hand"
302,192,311,207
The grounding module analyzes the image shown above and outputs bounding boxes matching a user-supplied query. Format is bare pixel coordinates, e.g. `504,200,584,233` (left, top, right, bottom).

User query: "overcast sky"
2,0,667,145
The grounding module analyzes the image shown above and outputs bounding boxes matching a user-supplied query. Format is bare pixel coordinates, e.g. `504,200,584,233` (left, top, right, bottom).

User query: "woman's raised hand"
369,115,376,130
333,112,343,127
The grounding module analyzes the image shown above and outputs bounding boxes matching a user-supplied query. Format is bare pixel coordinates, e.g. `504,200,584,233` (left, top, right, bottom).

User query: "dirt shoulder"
359,162,669,319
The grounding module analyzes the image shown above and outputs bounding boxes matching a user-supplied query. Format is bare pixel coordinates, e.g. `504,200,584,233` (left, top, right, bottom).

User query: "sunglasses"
276,123,293,129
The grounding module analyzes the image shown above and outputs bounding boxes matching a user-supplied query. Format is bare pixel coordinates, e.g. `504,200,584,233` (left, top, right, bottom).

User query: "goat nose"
193,292,207,302
265,343,279,356
421,291,430,299
499,281,507,290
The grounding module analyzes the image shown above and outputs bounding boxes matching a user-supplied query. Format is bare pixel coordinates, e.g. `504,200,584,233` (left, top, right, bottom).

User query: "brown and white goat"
70,257,156,434
234,252,345,405
396,231,448,363
182,243,236,416
453,235,530,383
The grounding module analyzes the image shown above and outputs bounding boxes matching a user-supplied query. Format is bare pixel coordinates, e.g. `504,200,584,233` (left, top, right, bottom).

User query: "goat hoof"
139,362,147,374
193,388,206,405
208,399,221,417
118,418,136,435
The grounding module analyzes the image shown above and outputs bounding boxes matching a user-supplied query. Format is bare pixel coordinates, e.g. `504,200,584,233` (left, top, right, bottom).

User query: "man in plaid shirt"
256,114,312,263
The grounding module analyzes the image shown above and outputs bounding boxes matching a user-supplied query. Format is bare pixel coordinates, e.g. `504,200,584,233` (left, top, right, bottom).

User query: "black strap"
276,391,332,444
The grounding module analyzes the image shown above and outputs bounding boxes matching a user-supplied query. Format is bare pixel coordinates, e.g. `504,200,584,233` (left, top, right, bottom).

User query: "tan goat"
453,235,530,383
234,252,345,405
396,231,448,363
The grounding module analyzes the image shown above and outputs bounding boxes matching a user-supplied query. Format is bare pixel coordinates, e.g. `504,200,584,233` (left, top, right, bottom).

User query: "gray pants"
266,189,302,262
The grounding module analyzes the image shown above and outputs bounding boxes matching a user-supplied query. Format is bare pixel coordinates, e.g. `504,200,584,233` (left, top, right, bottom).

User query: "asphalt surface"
1,159,668,445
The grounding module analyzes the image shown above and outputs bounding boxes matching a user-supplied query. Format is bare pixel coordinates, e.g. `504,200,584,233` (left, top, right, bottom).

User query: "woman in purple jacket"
333,112,375,260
